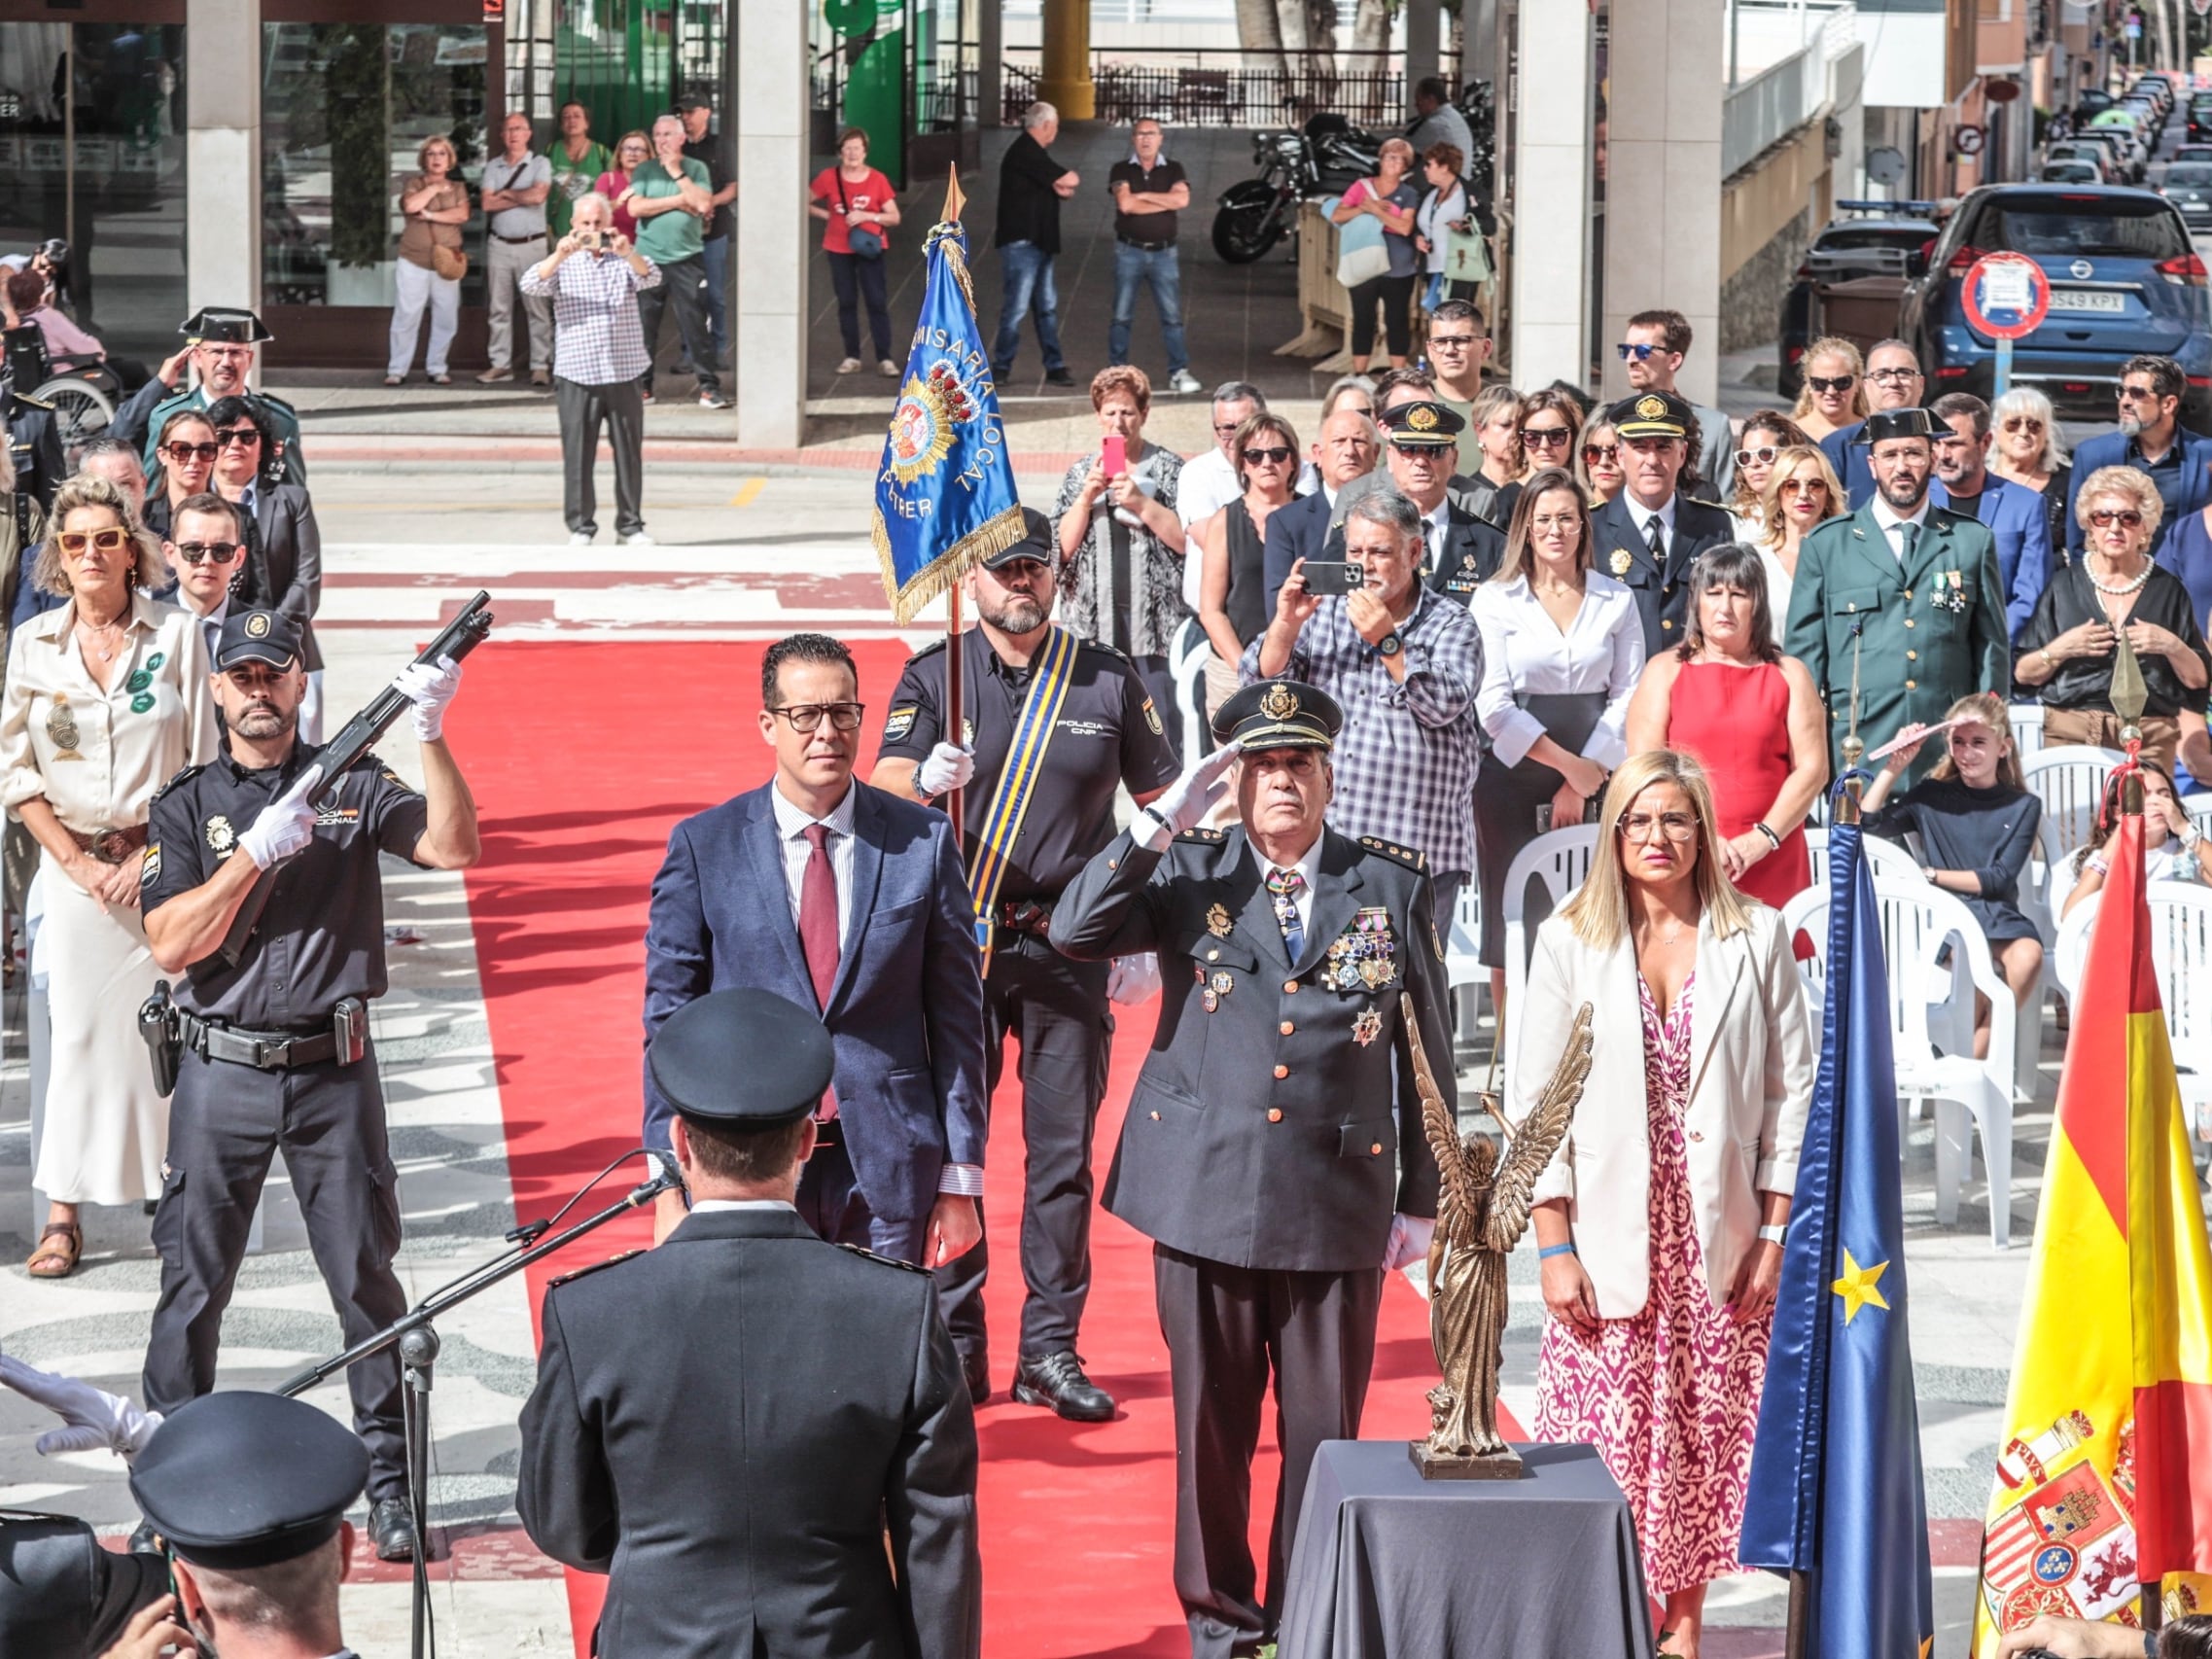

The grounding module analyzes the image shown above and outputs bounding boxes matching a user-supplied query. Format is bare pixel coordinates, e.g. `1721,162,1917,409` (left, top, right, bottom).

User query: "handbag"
837,173,886,260
1332,190,1391,288
432,243,468,282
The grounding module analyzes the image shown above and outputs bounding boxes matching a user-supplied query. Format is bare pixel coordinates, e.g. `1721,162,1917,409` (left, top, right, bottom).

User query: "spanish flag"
1973,809,2212,1652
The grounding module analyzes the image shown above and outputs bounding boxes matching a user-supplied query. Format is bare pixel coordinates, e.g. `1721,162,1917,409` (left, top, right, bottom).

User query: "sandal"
428,372,451,386
26,1220,82,1278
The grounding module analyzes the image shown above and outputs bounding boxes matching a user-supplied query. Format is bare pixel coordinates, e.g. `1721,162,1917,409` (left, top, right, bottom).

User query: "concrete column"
1508,1,1593,390
1599,0,1724,406
1461,0,1498,88
979,0,1004,129
1038,0,1094,121
736,0,809,446
1408,0,1441,109
185,0,260,321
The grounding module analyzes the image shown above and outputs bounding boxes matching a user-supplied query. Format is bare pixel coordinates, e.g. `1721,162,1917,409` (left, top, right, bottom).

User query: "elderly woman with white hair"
1986,384,2072,557
2,474,217,1277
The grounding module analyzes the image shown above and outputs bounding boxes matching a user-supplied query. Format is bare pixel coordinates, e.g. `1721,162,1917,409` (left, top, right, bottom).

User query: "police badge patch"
205,815,237,857
140,843,161,887
1141,696,1163,736
885,706,919,743
1610,548,1634,577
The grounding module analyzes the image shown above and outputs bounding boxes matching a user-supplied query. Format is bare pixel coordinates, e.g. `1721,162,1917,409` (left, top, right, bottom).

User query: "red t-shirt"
812,166,895,255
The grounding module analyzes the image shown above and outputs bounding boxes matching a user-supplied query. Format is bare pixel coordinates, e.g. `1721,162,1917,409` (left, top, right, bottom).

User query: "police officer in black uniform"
1587,389,1735,655
519,989,980,1659
1049,680,1448,1659
870,507,1181,1420
137,607,479,1563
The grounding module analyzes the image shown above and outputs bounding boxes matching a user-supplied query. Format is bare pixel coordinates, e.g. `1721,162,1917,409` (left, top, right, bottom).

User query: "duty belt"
178,1010,338,1070
1116,234,1174,252
996,898,1056,937
69,825,149,865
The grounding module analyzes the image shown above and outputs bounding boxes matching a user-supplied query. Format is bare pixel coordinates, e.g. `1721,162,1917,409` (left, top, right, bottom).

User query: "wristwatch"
1757,1223,1788,1246
1376,631,1403,659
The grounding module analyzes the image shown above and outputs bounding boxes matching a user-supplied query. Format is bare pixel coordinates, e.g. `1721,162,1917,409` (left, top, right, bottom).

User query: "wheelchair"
4,323,121,469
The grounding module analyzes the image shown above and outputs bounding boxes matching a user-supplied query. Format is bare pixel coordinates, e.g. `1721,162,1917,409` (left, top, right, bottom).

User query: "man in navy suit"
1928,391,2051,639
1262,406,1381,615
2063,353,2212,563
642,633,989,1269
1818,338,1926,508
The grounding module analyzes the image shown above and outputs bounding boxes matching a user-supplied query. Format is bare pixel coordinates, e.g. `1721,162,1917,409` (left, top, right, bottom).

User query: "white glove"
1384,1213,1436,1272
917,742,975,797
1106,952,1161,1005
393,653,463,743
237,764,325,870
1148,743,1243,836
0,1354,163,1462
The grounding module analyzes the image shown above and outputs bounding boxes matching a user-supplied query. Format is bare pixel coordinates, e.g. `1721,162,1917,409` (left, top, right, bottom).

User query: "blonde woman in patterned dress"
1510,749,1814,1659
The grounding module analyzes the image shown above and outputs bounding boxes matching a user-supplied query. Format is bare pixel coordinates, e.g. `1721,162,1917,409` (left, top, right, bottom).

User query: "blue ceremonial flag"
871,172,1026,623
1739,818,1935,1659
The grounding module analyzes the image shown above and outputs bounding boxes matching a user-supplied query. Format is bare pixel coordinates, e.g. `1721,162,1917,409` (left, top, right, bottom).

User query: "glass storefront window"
263,23,489,308
0,22,187,363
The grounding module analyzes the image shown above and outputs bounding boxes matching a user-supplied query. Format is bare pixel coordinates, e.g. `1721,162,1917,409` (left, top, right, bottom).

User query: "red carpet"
453,640,1494,1658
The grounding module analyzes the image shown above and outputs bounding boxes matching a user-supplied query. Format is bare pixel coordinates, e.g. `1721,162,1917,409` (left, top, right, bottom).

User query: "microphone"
630,1147,685,1205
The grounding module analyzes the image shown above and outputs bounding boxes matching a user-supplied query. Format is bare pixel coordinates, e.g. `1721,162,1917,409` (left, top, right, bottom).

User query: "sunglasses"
1779,477,1828,497
2001,415,2047,434
1241,444,1294,465
1388,440,1449,457
164,441,219,463
174,541,242,564
1616,342,1659,360
1581,443,1621,465
769,701,866,733
2089,508,2146,528
1806,374,1856,393
2119,385,2163,404
1737,445,1781,468
57,526,131,555
1522,425,1572,447
214,428,262,447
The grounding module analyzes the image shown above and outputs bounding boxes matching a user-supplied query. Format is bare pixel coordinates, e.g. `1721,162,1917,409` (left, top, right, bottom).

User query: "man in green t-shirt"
618,113,725,407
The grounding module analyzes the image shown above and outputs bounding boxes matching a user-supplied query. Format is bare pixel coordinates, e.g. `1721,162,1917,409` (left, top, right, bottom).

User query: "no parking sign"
1962,252,2050,394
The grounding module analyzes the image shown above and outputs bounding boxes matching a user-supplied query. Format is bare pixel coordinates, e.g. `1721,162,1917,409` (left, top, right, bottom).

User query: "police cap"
129,1393,369,1570
215,608,301,672
1210,678,1342,753
1377,399,1465,447
181,307,272,345
1606,390,1696,441
978,507,1055,571
649,989,835,1128
1853,406,1936,445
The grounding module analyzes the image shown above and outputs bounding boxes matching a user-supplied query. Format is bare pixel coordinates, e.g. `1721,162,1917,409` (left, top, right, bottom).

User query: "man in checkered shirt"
1242,485,1482,932
520,192,663,548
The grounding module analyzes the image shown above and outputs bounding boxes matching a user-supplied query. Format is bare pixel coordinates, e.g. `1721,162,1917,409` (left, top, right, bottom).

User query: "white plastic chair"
1500,826,1600,1084
2009,701,2046,760
1784,875,2020,1248
2021,747,2129,1085
1804,827,1928,891
1446,876,1484,1041
2054,882,2212,1151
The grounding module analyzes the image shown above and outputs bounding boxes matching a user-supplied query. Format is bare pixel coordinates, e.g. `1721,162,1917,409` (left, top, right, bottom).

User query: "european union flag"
1739,818,1936,1659
872,177,1026,623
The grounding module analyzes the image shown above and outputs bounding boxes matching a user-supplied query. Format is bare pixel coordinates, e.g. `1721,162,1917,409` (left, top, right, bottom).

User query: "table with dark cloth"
1276,1439,1655,1659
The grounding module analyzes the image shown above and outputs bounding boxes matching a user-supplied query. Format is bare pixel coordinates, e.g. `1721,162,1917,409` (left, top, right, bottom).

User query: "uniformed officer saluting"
111,308,308,486
519,989,981,1659
872,507,1180,1421
1049,680,1447,1659
136,607,479,1562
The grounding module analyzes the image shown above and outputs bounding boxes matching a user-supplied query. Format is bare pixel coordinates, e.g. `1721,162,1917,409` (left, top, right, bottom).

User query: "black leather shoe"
369,1497,417,1562
1012,1351,1115,1422
127,1519,161,1555
1044,369,1076,388
963,1359,991,1408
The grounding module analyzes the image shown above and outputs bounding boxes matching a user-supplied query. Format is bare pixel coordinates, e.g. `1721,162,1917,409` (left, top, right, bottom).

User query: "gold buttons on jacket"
1904,618,1915,629
1283,980,1299,994
1903,588,1913,600
1906,650,1917,661
1370,1142,1385,1155
1208,948,1220,961
1906,679,1917,689
1267,1109,1283,1123
1274,1064,1289,1078
1280,1020,1295,1036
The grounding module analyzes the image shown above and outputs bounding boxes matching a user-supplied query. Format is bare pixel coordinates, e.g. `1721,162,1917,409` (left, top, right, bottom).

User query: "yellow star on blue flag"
1831,1249,1890,1324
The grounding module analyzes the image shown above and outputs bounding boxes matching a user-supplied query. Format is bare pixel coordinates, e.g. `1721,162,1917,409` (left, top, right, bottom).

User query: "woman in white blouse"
1470,466,1647,1023
3,476,217,1277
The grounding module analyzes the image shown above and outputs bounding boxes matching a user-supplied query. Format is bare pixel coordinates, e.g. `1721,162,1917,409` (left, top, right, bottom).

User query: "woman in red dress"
1626,544,1827,907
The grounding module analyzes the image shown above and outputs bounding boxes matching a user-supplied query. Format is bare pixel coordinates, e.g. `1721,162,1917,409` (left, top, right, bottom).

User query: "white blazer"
1510,901,1814,1320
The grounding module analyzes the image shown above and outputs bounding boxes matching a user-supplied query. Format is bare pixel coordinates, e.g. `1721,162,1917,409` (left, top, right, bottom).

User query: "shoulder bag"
1333,187,1390,289
837,173,886,260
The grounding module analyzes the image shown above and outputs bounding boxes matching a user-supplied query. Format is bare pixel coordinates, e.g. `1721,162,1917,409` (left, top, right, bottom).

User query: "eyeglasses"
1806,373,1856,393
2118,384,2164,404
214,428,262,447
1618,811,1699,842
1616,342,1658,360
1778,477,1828,498
163,441,219,463
1736,445,1780,468
2001,415,2047,434
174,541,242,564
1241,444,1294,465
768,701,865,732
1867,367,1920,385
1580,443,1621,465
56,527,131,556
1428,333,1480,350
196,345,251,361
1522,425,1572,448
2089,508,2146,528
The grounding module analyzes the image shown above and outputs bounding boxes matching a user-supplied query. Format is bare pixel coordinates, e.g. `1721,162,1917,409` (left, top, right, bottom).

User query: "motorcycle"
1211,119,1382,265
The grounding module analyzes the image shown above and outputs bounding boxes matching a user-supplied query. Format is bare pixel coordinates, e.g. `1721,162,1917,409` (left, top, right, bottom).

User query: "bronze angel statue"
1403,996,1592,1477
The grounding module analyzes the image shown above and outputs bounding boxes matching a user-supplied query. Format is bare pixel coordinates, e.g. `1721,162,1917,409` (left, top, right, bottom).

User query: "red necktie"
800,824,840,1121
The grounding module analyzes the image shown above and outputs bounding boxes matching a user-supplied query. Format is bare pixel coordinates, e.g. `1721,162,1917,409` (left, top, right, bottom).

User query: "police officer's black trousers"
142,1044,410,1500
937,935,1112,1370
1154,1244,1383,1657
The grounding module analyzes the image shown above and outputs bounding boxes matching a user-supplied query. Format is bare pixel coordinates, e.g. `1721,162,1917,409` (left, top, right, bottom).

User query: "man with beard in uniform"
872,507,1180,1420
112,308,307,484
1050,679,1447,1658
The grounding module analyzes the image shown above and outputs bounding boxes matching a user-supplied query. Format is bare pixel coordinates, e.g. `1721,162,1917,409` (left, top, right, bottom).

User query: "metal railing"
1724,41,1824,175
997,47,1408,127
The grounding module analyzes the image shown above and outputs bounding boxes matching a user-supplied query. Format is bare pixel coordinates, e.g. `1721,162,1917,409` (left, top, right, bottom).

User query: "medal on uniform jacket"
1207,902,1232,937
1210,971,1234,997
1323,908,1397,992
45,694,81,759
1202,989,1218,1012
1352,1008,1383,1046
1610,548,1634,578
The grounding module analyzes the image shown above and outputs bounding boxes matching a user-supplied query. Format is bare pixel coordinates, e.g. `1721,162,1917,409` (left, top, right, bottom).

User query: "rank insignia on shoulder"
837,1242,932,1274
1356,836,1424,870
548,1249,643,1288
1175,826,1226,843
884,705,918,742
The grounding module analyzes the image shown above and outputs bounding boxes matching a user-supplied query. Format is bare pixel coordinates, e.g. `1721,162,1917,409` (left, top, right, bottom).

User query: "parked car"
1898,184,2212,431
2043,142,2114,182
2191,95,2212,143
2163,161,2212,230
2074,126,2145,184
2078,88,2118,121
1776,201,1942,399
2043,160,2105,185
2172,143,2212,165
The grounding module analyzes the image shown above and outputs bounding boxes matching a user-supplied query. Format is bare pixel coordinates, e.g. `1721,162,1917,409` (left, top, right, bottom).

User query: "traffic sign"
1962,252,2050,340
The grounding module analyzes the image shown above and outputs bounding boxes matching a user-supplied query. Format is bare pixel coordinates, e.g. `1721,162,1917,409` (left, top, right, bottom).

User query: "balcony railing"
998,48,1409,127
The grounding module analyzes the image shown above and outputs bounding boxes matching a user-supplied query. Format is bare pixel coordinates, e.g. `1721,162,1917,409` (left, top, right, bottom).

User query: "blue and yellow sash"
966,625,1077,961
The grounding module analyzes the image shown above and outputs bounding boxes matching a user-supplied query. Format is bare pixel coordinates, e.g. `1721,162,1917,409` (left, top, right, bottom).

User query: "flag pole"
1783,1571,1811,1659
941,164,969,851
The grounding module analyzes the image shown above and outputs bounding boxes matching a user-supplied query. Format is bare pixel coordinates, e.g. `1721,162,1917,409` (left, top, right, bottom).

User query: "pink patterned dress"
1530,971,1773,1598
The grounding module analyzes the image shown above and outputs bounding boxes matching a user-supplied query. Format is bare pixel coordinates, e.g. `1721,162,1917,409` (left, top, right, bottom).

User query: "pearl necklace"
2087,559,2151,598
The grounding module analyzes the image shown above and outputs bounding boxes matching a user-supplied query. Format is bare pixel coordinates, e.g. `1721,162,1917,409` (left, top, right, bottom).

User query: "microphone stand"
274,1150,682,1659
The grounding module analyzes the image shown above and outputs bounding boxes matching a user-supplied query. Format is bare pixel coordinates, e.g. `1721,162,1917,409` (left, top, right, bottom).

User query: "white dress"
1,593,217,1204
